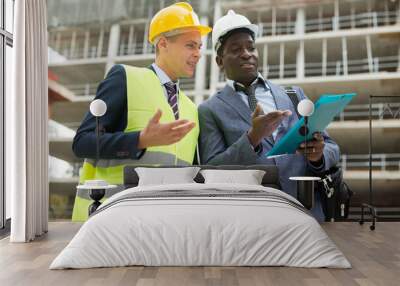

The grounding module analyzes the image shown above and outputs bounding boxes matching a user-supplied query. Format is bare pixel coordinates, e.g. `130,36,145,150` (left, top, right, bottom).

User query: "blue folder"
266,93,357,157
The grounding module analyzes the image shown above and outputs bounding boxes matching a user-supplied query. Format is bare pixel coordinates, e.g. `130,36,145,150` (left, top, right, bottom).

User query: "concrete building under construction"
47,0,400,219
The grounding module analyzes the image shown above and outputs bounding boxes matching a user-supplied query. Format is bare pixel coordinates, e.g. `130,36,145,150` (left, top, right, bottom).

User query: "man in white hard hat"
198,10,340,221
71,2,211,221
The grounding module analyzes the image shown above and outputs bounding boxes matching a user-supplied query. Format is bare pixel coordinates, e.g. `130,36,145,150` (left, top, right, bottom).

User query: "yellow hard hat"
149,2,212,44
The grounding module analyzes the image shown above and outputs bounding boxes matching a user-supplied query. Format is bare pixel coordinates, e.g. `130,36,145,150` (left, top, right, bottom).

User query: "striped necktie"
164,81,179,119
234,82,258,112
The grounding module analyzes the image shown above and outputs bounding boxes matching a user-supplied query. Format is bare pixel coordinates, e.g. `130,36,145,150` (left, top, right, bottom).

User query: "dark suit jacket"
72,64,144,160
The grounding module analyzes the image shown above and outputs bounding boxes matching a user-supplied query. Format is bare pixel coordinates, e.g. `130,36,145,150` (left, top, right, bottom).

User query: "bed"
50,165,350,269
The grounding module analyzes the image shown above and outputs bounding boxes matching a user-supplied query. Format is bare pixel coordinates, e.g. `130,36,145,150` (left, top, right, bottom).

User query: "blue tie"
164,82,179,120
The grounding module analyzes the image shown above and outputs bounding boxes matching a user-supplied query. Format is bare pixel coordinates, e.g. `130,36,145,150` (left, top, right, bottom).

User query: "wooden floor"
0,222,399,286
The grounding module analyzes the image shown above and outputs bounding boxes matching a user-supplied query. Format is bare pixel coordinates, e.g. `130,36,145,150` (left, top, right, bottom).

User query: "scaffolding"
47,0,400,219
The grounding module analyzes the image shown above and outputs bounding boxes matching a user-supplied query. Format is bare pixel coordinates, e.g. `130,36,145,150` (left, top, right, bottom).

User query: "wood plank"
0,222,399,286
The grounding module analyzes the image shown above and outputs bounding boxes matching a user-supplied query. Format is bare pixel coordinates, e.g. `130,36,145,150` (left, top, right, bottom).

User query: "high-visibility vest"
71,65,199,221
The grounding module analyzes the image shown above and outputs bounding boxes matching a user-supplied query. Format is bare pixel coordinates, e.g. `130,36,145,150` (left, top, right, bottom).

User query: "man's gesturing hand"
138,109,195,149
247,104,292,148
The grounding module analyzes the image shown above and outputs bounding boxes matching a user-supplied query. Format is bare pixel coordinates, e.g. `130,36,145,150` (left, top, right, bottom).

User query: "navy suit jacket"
198,81,340,221
72,65,144,160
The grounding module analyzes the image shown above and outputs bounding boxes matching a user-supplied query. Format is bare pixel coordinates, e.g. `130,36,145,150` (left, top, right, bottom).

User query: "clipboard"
266,93,357,157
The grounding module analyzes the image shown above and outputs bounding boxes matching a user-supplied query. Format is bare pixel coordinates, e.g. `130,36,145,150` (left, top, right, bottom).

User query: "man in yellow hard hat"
71,2,211,221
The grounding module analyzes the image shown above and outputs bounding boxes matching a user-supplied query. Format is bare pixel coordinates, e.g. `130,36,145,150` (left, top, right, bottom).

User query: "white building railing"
259,21,296,37
335,103,400,121
339,153,400,172
48,42,109,61
118,42,155,56
258,10,399,37
259,55,399,79
216,55,399,83
47,8,399,61
305,10,399,34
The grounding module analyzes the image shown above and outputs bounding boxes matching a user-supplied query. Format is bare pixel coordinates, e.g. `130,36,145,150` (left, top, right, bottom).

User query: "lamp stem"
96,116,100,162
304,116,308,175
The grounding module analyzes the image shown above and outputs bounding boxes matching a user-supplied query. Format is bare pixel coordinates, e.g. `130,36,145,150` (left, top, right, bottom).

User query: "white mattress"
50,183,351,269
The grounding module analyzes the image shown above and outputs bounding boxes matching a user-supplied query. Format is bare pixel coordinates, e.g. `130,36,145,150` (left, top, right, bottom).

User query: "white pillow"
135,167,200,186
200,169,266,185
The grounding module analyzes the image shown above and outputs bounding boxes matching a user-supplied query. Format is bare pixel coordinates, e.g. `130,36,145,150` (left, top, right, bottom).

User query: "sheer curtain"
7,0,48,242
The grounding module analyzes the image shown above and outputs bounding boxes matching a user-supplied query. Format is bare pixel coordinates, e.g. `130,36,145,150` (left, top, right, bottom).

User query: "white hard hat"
212,10,259,52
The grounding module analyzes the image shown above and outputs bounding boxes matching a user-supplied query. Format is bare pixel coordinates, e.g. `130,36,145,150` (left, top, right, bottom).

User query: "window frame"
0,0,13,235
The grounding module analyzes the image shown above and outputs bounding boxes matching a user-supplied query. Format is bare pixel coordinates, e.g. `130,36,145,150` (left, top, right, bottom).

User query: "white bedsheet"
50,183,351,269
